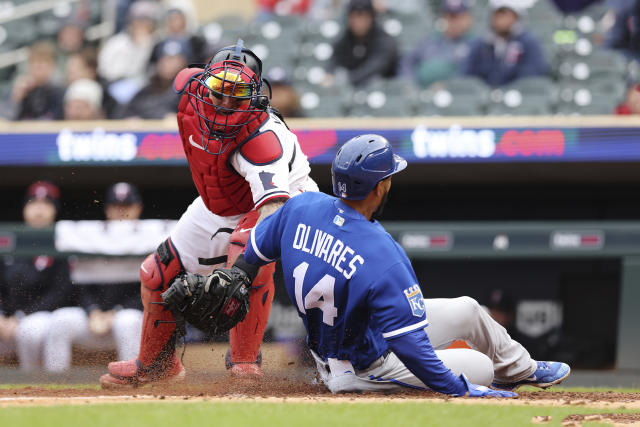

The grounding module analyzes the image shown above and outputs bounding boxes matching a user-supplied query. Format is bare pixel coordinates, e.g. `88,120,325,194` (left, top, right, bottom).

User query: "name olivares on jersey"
292,223,364,279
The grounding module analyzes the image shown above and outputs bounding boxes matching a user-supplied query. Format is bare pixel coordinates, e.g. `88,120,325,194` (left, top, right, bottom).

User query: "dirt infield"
2,376,640,408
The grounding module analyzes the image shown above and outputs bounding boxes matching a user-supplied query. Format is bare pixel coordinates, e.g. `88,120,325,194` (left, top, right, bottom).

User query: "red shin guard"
227,210,275,364
137,238,184,372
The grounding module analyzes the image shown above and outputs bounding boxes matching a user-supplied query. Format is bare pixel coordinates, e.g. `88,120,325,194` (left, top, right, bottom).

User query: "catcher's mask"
186,39,270,154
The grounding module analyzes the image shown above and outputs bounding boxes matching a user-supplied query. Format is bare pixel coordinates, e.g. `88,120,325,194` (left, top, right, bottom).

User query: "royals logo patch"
403,284,425,317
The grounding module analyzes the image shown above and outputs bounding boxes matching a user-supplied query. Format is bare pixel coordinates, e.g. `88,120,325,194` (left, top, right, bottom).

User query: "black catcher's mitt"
161,255,258,336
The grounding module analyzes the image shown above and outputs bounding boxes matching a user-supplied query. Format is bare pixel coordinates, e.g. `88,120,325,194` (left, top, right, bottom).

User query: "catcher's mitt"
161,260,255,336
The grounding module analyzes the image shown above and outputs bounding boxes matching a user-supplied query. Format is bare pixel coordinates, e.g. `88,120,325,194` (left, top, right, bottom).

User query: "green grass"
2,401,638,427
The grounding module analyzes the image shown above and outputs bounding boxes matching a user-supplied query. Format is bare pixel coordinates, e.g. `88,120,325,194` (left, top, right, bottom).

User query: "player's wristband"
233,254,260,282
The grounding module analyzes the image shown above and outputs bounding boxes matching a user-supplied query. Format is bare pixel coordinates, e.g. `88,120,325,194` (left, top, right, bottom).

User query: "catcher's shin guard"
227,210,276,366
136,238,184,372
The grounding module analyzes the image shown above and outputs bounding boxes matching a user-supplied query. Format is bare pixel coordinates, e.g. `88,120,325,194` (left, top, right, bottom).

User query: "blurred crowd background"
0,0,639,121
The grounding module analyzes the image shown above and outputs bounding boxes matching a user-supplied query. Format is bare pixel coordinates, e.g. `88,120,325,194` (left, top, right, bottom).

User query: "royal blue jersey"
245,191,429,370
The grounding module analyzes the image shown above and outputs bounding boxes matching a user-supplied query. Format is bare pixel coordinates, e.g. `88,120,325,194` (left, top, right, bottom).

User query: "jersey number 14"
293,262,338,326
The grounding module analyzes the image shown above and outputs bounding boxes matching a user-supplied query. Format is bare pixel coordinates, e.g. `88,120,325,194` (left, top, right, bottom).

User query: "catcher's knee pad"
138,238,184,369
227,210,276,364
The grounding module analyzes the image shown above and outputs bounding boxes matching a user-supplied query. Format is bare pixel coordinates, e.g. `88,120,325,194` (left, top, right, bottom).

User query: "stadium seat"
556,80,622,115
415,77,489,116
556,48,627,81
348,88,415,117
298,85,350,118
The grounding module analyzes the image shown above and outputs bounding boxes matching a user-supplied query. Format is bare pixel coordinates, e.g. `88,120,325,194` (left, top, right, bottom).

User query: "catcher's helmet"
185,39,270,153
332,134,407,200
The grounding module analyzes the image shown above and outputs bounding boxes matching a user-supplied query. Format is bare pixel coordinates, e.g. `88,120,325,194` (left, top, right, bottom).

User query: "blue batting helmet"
332,134,407,200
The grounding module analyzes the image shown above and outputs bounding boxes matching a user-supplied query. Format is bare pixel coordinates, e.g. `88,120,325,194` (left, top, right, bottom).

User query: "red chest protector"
175,68,278,216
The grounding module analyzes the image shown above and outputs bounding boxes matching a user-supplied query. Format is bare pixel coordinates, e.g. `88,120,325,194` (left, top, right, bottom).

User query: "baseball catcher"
99,39,318,388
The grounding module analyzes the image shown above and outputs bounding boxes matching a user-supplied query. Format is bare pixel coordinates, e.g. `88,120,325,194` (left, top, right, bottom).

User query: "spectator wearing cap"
104,182,143,220
10,41,65,120
63,79,105,120
98,1,158,104
399,0,475,88
42,182,144,373
265,67,303,118
119,37,188,119
0,181,75,371
328,0,399,87
152,1,208,65
463,0,549,86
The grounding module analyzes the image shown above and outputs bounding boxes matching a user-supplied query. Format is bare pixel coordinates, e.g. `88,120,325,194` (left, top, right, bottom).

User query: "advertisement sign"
1,124,639,166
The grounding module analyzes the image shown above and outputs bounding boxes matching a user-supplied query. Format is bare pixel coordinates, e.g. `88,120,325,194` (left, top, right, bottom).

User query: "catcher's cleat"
230,363,264,379
492,361,571,390
99,356,185,389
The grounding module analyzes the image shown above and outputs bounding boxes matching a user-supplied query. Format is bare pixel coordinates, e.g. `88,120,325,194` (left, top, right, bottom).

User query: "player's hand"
455,374,517,398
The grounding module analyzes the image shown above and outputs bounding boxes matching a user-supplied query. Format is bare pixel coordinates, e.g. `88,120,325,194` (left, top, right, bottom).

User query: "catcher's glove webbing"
161,255,258,336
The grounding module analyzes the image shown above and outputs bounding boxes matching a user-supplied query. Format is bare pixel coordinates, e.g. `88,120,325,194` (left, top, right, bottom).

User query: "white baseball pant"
314,296,537,393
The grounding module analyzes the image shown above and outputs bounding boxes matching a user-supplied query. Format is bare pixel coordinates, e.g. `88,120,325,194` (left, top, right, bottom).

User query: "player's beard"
370,188,390,222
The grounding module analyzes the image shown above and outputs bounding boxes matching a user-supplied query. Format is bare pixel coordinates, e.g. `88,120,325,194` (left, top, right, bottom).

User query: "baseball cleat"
99,357,186,389
230,363,264,379
492,361,571,390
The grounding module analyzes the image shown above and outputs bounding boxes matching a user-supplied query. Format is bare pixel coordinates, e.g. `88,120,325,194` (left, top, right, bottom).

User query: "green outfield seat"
487,96,554,116
348,91,415,117
298,87,349,118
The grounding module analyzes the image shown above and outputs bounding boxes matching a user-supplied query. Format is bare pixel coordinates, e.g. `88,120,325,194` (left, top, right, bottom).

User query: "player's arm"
242,196,290,266
256,197,287,225
231,129,292,215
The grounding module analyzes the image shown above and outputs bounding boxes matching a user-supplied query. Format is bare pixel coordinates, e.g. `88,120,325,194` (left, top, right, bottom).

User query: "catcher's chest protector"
177,87,269,217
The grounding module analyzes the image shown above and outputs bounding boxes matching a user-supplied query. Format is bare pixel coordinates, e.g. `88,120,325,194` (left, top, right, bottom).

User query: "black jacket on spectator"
331,24,398,86
119,76,180,119
0,255,74,315
17,84,65,120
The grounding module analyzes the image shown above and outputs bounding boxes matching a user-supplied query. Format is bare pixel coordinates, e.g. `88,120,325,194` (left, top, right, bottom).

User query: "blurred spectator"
0,181,75,371
56,18,89,74
257,0,313,19
265,67,302,117
463,0,549,86
65,47,119,118
63,79,105,120
152,1,209,64
57,19,87,56
604,0,640,60
65,47,99,85
43,182,144,373
98,1,159,104
103,182,143,220
615,81,640,113
11,41,64,120
119,37,188,119
328,0,399,86
399,0,474,87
